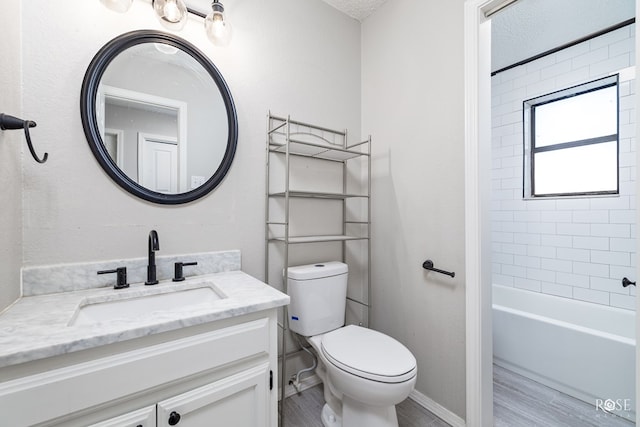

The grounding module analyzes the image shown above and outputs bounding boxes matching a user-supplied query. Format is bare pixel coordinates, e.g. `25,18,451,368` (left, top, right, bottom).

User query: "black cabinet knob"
622,277,636,287
168,411,181,425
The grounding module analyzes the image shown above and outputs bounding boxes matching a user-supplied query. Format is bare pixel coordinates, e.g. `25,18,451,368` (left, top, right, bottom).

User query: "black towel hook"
0,113,48,163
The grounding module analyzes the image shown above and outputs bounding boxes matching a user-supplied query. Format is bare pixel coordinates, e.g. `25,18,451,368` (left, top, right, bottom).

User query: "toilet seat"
321,325,417,384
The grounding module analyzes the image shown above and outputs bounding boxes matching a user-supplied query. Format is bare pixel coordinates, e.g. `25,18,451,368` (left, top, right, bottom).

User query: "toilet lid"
321,325,417,383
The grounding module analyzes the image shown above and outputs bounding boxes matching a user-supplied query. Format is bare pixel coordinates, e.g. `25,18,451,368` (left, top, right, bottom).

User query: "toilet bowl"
309,326,417,427
287,262,417,427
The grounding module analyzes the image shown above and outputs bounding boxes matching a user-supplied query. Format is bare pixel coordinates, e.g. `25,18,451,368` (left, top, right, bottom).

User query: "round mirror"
81,30,238,204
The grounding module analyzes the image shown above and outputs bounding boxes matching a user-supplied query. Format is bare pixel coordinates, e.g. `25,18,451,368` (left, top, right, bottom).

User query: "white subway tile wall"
491,24,637,310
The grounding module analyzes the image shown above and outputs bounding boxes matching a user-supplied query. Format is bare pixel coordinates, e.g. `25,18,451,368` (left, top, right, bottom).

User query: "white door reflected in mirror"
138,134,178,194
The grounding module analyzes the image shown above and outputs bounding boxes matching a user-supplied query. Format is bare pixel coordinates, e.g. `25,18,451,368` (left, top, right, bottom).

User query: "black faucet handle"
173,261,198,282
97,267,129,289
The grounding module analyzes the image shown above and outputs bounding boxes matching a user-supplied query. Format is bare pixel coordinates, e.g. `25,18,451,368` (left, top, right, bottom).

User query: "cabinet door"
157,363,270,427
88,405,156,427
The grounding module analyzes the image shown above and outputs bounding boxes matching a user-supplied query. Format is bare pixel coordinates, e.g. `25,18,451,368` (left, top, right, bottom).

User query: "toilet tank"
287,262,348,337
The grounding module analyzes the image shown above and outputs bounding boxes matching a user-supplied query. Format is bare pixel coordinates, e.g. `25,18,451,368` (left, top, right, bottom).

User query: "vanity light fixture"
152,0,188,31
204,0,232,46
100,0,133,13
99,0,232,46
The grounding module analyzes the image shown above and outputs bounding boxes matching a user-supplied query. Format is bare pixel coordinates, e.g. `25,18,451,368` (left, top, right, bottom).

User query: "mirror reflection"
97,43,228,194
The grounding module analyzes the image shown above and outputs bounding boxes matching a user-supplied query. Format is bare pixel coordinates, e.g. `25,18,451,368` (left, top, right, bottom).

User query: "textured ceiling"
321,0,388,21
492,0,635,71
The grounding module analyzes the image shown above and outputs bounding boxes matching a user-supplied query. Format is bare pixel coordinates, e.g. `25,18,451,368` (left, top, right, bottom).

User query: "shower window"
523,75,619,198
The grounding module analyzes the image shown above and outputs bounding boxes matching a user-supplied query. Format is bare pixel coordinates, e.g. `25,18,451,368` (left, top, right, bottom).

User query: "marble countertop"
0,271,289,369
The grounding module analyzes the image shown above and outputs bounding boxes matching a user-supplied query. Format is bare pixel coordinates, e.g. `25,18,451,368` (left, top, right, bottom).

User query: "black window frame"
523,75,620,198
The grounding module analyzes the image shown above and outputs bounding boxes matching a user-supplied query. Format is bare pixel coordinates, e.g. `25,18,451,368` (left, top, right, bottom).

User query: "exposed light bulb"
100,0,133,13
153,0,188,31
100,0,235,46
205,1,232,46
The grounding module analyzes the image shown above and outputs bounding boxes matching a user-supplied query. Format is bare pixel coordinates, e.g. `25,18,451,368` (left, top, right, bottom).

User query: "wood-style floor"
493,365,634,427
282,365,635,426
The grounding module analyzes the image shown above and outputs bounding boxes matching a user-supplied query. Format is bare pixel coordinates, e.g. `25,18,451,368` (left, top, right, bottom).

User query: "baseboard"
409,389,466,427
282,373,323,399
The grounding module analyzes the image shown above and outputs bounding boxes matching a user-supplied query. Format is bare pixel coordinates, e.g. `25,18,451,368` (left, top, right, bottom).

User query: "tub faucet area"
145,230,159,285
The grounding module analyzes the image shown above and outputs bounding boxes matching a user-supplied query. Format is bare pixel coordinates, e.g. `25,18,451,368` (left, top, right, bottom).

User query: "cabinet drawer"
0,318,270,427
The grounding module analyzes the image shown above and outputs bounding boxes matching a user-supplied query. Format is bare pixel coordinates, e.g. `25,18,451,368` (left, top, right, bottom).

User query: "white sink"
69,286,226,326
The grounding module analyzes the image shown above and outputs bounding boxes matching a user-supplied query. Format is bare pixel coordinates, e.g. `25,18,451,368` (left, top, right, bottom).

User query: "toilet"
287,262,417,427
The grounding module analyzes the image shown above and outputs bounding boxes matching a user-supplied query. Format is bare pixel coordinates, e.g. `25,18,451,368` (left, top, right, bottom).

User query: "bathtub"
493,284,636,420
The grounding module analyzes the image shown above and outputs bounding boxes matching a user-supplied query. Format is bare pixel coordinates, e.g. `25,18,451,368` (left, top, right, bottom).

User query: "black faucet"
145,230,160,285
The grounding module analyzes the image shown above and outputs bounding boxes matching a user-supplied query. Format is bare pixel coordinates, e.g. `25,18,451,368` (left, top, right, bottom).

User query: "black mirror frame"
80,30,238,205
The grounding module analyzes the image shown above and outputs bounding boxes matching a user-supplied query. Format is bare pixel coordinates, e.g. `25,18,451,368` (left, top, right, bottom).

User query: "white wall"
14,0,360,287
491,24,637,310
362,0,466,419
0,1,23,311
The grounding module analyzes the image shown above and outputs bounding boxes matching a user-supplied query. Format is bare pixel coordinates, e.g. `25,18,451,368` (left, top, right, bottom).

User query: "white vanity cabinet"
0,310,279,427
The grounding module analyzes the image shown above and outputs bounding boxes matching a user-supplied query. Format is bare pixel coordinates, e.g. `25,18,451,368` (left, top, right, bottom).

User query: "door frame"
104,128,124,169
100,84,188,192
463,0,640,425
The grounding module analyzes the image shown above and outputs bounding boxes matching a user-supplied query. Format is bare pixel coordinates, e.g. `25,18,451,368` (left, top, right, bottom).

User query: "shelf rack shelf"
269,235,368,244
269,139,367,161
269,191,368,199
265,113,371,427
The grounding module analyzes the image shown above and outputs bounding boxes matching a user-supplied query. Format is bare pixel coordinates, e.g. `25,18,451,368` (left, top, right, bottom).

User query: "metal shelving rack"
264,113,371,426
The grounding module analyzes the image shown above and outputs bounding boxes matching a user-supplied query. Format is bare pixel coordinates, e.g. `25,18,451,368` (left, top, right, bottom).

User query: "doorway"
464,0,639,425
